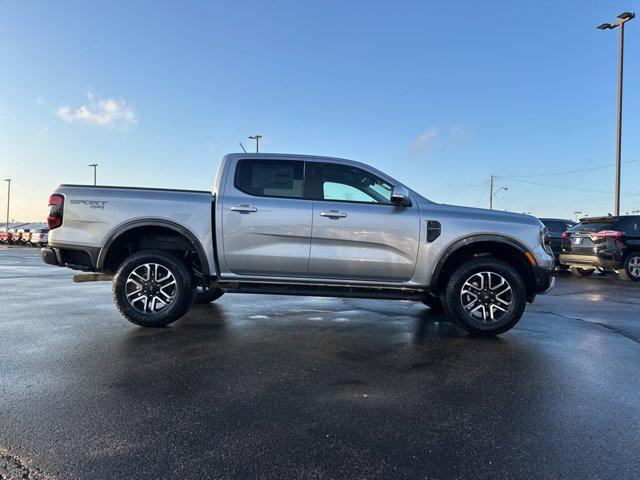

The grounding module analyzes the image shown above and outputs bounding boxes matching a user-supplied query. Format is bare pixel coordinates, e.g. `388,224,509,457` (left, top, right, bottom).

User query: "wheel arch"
431,234,537,300
97,219,211,276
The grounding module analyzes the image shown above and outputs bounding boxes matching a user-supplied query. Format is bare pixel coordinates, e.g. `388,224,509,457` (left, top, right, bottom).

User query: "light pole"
489,175,508,210
574,210,583,221
248,135,262,153
88,164,98,186
4,178,10,233
597,12,635,216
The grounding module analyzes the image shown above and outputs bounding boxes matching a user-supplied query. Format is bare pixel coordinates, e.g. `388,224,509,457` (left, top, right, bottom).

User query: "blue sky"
1,0,639,221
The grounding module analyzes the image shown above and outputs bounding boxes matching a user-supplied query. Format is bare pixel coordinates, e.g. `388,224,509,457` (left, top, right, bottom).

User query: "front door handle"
230,205,257,213
320,210,347,218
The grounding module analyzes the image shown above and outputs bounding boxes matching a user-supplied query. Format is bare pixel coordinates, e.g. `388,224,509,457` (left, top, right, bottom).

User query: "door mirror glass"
391,186,411,207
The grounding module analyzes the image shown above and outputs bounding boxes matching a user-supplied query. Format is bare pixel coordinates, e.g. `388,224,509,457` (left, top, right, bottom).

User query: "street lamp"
248,135,262,153
574,210,583,221
4,178,10,233
597,11,635,216
88,164,98,186
489,186,508,210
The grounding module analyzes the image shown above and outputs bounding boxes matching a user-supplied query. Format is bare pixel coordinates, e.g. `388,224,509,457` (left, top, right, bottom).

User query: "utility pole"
598,12,635,215
4,178,10,233
88,164,98,186
248,134,262,153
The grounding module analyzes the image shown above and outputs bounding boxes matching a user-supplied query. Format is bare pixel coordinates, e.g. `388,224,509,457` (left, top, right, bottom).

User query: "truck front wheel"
112,250,195,327
442,257,526,336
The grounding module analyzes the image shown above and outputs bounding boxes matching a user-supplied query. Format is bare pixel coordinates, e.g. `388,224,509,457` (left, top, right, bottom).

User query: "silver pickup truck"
41,153,555,335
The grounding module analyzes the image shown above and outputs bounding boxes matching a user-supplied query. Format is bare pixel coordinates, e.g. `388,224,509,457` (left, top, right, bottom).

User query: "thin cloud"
410,127,439,156
55,92,137,128
445,124,474,148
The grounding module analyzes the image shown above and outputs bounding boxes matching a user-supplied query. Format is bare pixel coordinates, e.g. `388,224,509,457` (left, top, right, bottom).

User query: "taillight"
593,230,622,239
47,194,64,229
562,232,569,238
49,195,63,206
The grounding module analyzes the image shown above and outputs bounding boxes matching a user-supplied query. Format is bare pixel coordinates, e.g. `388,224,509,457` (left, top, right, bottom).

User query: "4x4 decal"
69,199,108,210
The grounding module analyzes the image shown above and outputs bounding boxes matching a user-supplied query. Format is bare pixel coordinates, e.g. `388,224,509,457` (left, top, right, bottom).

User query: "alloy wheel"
125,263,177,314
629,256,640,278
460,271,513,323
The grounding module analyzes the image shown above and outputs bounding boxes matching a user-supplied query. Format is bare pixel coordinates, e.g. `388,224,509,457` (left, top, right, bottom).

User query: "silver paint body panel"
50,153,554,290
48,186,216,274
220,155,312,276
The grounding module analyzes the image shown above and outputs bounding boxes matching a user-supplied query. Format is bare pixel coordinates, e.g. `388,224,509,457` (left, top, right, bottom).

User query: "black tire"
422,294,443,312
194,284,225,304
442,257,526,336
618,253,640,282
112,250,195,327
570,267,594,277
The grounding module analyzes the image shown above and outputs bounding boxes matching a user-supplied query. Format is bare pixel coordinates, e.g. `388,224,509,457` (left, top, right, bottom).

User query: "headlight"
540,226,553,256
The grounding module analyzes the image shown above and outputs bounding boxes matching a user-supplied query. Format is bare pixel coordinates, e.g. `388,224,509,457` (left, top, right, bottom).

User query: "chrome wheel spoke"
460,271,513,323
629,257,640,277
131,268,149,283
125,263,177,314
156,270,172,282
158,284,175,301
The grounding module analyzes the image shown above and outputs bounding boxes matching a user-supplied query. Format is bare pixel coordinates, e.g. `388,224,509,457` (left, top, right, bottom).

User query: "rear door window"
234,159,304,199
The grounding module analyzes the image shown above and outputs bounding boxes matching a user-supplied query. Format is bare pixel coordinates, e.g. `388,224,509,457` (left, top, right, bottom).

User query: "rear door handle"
230,205,257,213
320,210,347,218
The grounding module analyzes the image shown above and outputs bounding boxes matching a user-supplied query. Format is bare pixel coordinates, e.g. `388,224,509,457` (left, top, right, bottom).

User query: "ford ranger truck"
41,153,555,335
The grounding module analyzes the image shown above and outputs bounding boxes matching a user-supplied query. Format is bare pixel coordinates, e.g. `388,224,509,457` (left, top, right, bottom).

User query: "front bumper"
532,265,555,295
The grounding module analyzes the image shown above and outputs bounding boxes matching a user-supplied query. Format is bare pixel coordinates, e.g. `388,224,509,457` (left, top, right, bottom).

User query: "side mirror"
391,186,411,207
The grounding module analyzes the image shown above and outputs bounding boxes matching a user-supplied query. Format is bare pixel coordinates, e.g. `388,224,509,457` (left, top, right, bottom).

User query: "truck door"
308,161,420,282
221,158,312,276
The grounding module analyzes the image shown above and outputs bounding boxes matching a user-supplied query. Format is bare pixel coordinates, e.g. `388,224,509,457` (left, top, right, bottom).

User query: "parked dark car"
539,218,576,265
560,215,640,281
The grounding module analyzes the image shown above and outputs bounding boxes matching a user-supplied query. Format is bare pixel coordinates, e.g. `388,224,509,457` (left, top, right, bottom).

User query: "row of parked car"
540,215,640,282
0,227,49,246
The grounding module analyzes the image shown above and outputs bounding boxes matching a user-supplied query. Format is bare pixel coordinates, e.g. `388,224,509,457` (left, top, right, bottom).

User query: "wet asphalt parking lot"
1,246,639,479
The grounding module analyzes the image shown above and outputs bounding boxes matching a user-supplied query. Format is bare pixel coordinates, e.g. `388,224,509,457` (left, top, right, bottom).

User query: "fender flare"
97,219,211,276
430,234,533,288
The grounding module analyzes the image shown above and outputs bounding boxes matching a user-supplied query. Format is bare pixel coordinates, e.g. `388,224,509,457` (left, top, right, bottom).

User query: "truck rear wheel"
112,250,195,327
442,257,526,336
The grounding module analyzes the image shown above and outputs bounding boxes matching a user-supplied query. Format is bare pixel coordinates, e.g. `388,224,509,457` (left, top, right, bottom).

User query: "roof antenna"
239,142,247,153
